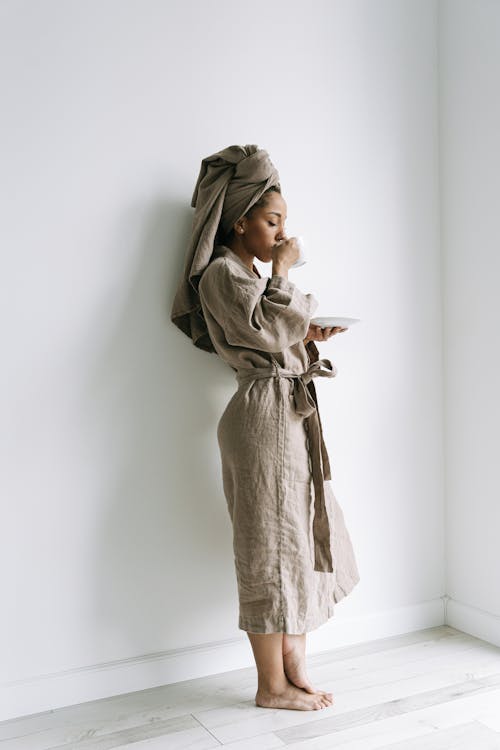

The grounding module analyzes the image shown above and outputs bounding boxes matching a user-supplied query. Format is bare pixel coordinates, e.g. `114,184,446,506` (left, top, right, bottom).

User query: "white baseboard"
0,594,473,724
445,595,500,649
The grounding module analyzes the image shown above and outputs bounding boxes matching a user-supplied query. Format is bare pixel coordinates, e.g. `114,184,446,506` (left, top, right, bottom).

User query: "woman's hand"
271,238,300,277
303,324,347,345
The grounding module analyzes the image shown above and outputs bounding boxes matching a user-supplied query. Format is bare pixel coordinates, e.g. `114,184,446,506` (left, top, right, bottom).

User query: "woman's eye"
268,222,277,227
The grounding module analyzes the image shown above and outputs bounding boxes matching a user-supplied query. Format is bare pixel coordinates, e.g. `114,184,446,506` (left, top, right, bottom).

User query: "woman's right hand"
271,237,300,276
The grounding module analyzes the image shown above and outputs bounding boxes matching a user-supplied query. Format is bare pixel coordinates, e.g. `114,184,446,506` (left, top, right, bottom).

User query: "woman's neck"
225,239,255,272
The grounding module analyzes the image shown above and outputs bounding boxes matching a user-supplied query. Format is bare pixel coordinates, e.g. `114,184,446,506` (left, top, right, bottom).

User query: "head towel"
170,144,281,352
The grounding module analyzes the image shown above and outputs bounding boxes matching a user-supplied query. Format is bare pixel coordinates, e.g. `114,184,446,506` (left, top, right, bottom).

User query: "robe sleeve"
199,258,319,352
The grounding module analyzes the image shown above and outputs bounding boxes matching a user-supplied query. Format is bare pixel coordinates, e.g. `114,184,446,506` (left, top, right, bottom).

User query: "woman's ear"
234,218,246,235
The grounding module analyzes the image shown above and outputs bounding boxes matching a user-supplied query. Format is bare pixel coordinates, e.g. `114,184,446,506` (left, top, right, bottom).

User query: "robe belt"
235,358,338,573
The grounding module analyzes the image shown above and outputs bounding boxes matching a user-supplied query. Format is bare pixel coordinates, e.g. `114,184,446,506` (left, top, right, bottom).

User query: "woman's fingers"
326,326,348,338
309,324,348,341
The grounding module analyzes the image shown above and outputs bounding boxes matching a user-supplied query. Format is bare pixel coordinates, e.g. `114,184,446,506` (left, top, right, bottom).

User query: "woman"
171,145,360,712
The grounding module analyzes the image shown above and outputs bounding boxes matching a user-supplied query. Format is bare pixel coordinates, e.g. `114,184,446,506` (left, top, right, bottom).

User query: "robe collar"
213,244,262,279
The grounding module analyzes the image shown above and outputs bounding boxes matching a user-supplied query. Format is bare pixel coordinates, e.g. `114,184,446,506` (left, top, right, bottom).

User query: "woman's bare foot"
255,679,332,711
282,636,333,703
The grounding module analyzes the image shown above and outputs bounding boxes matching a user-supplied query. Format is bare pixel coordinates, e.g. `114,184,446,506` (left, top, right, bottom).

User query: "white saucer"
310,316,360,328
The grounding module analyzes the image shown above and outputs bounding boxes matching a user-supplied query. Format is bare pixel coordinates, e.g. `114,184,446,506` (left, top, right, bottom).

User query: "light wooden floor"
2,626,500,749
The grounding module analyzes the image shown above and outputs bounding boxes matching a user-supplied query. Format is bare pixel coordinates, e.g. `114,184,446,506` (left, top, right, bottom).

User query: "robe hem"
333,570,361,604
237,570,361,634
238,607,335,635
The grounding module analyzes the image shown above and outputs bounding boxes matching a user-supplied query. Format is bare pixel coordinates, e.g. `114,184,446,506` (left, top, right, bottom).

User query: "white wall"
439,0,500,639
0,0,443,719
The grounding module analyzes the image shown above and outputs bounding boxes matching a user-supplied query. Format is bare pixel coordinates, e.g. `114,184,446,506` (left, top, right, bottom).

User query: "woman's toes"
317,689,333,700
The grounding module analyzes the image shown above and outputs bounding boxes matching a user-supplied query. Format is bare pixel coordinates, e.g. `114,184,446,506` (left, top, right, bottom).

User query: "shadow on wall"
81,196,238,662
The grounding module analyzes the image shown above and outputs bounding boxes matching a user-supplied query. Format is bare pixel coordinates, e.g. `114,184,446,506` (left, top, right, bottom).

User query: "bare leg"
282,633,332,700
247,631,333,710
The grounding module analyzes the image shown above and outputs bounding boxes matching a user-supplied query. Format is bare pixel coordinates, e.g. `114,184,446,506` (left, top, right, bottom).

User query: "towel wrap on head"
170,144,281,352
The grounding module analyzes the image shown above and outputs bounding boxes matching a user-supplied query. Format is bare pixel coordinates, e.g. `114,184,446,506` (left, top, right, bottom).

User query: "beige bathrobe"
198,244,360,634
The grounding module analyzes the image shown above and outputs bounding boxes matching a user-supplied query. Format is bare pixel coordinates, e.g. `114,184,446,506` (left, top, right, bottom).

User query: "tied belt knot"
235,357,338,573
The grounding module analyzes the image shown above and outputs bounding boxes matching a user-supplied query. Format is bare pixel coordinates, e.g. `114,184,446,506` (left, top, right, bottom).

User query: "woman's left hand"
304,324,347,345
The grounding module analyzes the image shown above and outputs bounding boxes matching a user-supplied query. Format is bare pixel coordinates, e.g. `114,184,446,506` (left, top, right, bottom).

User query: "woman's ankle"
257,676,289,694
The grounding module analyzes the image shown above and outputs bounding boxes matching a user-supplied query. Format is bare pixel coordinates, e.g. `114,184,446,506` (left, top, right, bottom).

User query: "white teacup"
273,235,307,268
290,235,307,268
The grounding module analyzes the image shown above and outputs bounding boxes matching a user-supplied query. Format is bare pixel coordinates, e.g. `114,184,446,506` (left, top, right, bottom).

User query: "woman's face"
239,192,288,263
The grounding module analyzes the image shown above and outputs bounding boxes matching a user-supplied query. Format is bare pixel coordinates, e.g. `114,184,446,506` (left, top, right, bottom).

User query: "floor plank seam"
191,712,224,746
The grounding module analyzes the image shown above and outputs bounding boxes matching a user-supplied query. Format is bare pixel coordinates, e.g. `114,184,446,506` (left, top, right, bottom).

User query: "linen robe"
198,244,360,634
